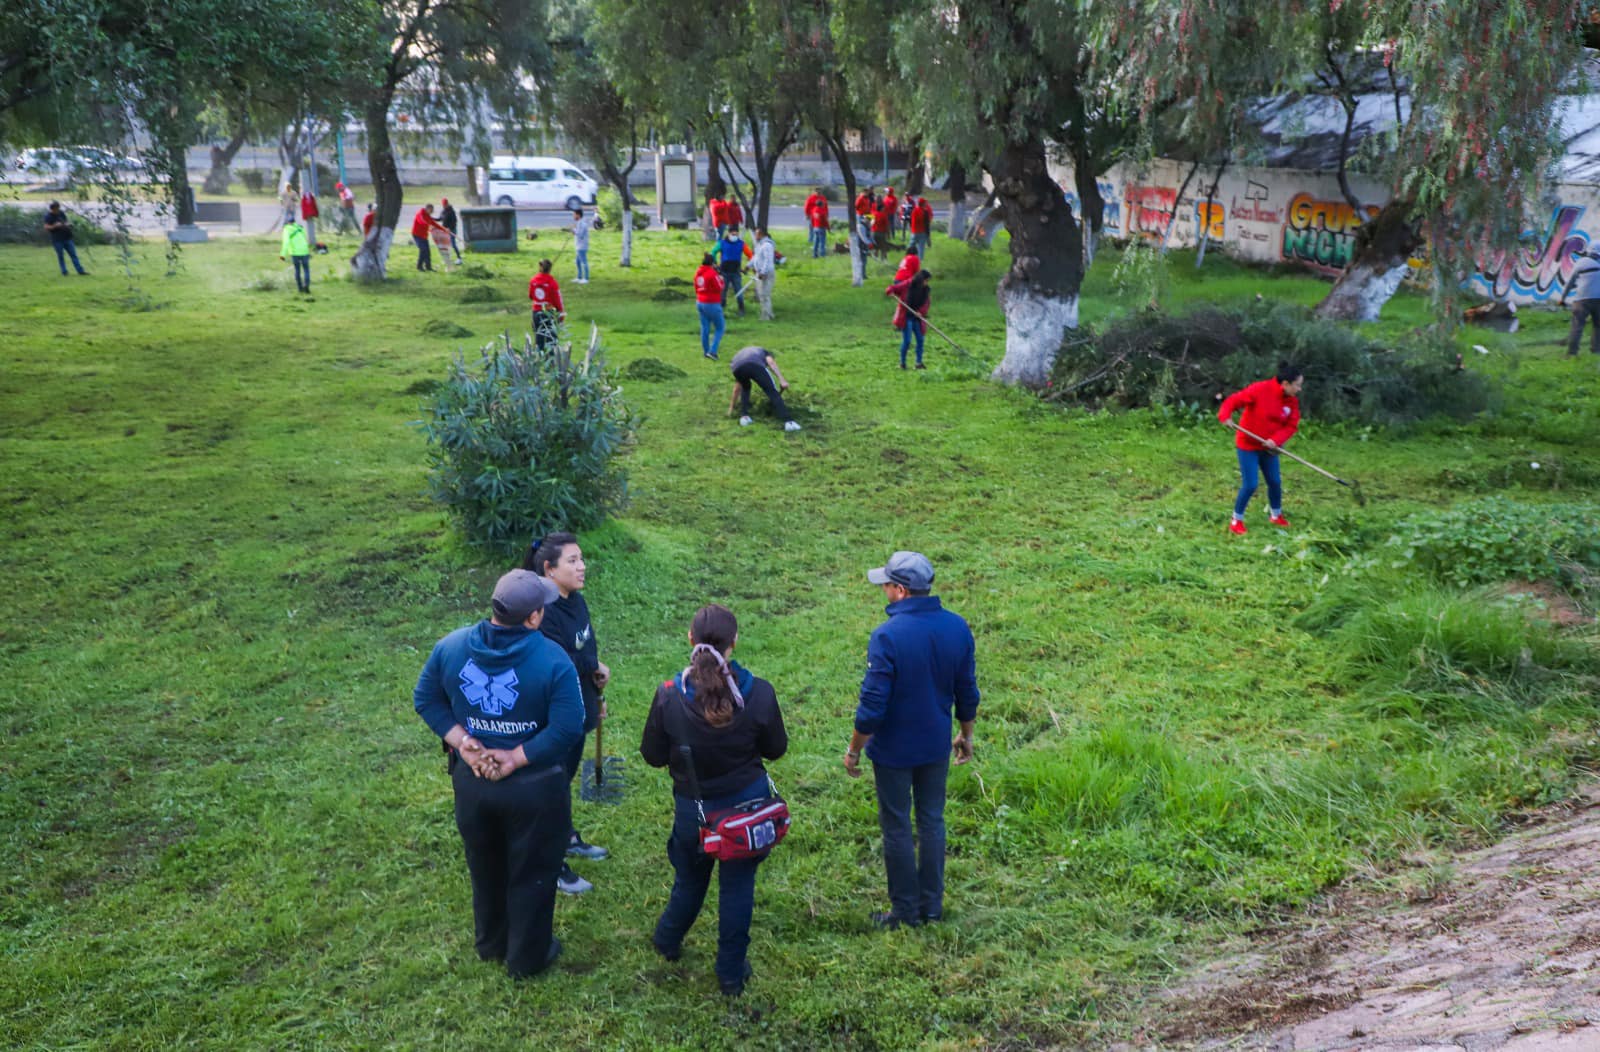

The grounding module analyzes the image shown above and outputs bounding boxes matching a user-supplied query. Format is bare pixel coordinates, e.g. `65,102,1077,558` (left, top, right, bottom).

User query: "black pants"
1568,299,1600,355
534,310,558,352
734,361,792,422
452,761,569,977
720,262,744,311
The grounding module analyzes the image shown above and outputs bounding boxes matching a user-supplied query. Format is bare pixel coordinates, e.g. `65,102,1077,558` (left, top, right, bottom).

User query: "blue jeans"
698,302,725,358
53,238,85,275
290,255,310,291
810,227,826,257
575,248,589,280
899,317,925,366
653,776,768,984
1234,448,1283,517
872,757,949,922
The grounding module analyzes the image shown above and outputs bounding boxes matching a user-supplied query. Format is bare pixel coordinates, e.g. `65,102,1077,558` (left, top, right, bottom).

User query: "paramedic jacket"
855,596,980,768
413,620,585,770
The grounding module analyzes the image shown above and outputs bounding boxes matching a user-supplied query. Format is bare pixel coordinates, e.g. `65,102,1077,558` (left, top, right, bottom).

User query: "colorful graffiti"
1280,193,1381,273
1125,185,1177,240
1472,205,1594,302
1061,179,1121,233
1195,201,1225,242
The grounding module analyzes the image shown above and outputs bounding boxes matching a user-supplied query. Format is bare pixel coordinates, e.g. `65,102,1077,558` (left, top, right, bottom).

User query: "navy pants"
53,238,86,275
452,761,569,978
810,227,826,257
414,234,433,271
1234,448,1283,517
654,776,768,985
733,361,793,422
290,255,310,292
720,262,744,311
873,757,949,923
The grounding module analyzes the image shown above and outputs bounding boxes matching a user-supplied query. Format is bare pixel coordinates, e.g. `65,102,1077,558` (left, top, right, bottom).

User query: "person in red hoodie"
806,189,830,258
870,200,892,259
709,194,730,239
529,258,565,352
694,253,727,360
411,203,448,272
909,196,932,258
882,186,899,239
886,269,931,369
1217,362,1304,534
725,195,744,232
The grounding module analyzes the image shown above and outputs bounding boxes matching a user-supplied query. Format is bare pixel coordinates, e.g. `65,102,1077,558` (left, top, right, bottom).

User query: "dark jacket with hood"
537,589,601,730
413,620,585,771
639,661,788,799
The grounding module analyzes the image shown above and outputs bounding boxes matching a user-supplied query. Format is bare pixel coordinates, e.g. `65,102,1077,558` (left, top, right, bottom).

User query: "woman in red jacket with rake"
1217,362,1304,535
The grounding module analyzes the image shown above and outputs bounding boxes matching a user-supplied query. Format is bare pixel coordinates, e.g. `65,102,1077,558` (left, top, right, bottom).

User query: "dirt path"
1128,787,1600,1051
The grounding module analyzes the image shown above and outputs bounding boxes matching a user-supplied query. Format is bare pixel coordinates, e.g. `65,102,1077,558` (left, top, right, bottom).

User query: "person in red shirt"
411,203,448,272
870,201,892,259
694,252,727,360
529,258,565,352
886,269,932,370
1217,362,1304,534
709,195,730,238
725,196,744,231
909,196,932,257
887,252,922,332
362,203,376,239
805,188,829,258
882,187,899,238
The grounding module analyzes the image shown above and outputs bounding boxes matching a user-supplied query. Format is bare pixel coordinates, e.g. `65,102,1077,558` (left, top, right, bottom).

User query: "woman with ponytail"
639,604,788,997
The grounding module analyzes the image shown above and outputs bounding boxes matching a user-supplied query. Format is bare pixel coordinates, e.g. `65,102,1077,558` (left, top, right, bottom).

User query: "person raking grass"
1217,362,1304,535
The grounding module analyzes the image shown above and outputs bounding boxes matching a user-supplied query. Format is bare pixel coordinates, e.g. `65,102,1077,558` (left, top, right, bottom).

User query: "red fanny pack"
698,788,789,861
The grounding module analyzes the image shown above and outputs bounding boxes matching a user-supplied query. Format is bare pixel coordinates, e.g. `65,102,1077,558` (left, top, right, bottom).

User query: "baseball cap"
867,551,935,591
491,569,559,623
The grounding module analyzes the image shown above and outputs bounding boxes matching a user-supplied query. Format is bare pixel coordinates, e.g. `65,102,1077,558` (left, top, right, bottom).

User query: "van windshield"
564,169,586,182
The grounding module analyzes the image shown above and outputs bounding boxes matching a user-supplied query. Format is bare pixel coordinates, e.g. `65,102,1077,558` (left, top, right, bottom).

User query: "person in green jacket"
280,219,312,294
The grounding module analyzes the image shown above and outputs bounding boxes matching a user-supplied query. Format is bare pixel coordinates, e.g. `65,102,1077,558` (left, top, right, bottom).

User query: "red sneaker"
1268,513,1290,528
1228,519,1247,535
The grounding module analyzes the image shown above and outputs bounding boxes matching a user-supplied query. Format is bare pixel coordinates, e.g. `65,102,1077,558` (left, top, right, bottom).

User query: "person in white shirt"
572,209,595,283
749,229,778,321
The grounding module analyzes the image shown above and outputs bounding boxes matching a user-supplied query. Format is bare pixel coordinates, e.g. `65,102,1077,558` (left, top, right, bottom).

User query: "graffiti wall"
1048,156,1600,306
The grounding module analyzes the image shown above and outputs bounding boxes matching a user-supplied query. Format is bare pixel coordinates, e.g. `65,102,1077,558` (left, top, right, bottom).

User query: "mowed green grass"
2,226,1598,1050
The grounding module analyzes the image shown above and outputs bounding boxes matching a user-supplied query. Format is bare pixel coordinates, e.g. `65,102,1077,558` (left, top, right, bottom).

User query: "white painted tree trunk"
849,234,864,287
620,209,634,267
992,286,1079,387
1084,226,1098,268
1314,261,1410,322
948,198,968,240
351,227,393,282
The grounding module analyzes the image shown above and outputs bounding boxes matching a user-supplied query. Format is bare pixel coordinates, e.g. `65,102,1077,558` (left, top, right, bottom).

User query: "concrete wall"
1050,155,1600,307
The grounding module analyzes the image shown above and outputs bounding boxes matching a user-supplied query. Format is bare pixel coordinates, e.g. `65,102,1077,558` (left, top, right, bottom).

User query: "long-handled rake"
1227,422,1367,506
579,699,624,804
890,293,979,366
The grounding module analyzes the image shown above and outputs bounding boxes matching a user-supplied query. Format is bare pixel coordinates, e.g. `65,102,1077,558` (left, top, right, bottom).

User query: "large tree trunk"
202,125,248,194
601,160,635,267
818,127,862,286
903,139,925,197
991,138,1083,387
1314,197,1422,322
165,136,196,225
351,97,402,282
947,160,969,240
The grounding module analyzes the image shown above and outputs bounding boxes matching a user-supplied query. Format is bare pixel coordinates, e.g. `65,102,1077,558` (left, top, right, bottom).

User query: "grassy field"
2,227,1597,1050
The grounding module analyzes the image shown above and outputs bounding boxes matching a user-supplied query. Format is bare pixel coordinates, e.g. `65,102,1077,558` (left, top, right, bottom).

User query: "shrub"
420,330,636,549
596,187,651,231
1047,302,1496,429
238,169,269,194
0,204,115,245
1386,498,1600,592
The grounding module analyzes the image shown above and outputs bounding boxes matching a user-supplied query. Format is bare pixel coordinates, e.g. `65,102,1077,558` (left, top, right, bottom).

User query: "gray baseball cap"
867,551,935,591
491,569,559,623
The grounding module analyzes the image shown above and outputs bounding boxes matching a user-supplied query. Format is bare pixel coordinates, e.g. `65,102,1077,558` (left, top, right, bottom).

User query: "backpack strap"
661,681,709,824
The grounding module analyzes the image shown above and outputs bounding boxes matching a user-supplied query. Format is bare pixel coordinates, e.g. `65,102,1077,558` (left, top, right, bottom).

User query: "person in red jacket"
886,269,931,369
725,196,744,231
694,253,728,360
806,189,830,258
882,186,899,238
1217,362,1304,534
411,203,448,272
909,196,932,257
870,200,892,258
529,258,565,352
709,195,730,238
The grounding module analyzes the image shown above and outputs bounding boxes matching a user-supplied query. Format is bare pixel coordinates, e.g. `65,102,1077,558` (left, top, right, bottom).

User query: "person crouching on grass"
727,346,801,432
639,603,789,997
1217,361,1304,535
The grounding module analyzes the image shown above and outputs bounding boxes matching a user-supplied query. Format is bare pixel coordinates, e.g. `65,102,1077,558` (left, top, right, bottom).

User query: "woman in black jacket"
639,604,788,997
524,532,611,895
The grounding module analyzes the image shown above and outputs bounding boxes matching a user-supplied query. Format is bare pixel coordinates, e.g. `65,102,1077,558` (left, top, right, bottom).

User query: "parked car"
486,156,598,210
14,146,146,181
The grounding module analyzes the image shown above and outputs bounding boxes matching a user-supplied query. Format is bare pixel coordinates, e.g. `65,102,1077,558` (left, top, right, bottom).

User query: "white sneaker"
557,867,593,895
739,416,753,427
783,420,802,432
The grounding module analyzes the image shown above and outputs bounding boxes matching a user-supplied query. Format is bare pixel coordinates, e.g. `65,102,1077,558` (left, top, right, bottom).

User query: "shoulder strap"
661,682,709,818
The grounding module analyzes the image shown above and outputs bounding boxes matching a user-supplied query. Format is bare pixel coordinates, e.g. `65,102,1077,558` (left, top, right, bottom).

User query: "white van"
486,156,599,209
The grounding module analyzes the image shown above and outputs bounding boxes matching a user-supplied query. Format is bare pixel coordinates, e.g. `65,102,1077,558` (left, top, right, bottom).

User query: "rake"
1227,422,1367,506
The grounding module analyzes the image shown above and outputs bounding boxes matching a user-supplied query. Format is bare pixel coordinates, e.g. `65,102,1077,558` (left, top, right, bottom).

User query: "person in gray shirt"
726,346,800,432
572,209,595,284
1563,249,1600,356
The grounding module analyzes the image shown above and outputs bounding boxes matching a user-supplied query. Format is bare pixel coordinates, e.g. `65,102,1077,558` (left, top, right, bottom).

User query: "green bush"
420,330,636,549
595,187,650,231
1386,498,1600,591
238,169,269,194
0,204,115,245
1048,302,1496,429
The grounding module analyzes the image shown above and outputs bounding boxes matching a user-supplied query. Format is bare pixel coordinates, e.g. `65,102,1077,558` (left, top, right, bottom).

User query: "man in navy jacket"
413,569,585,978
844,551,980,929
